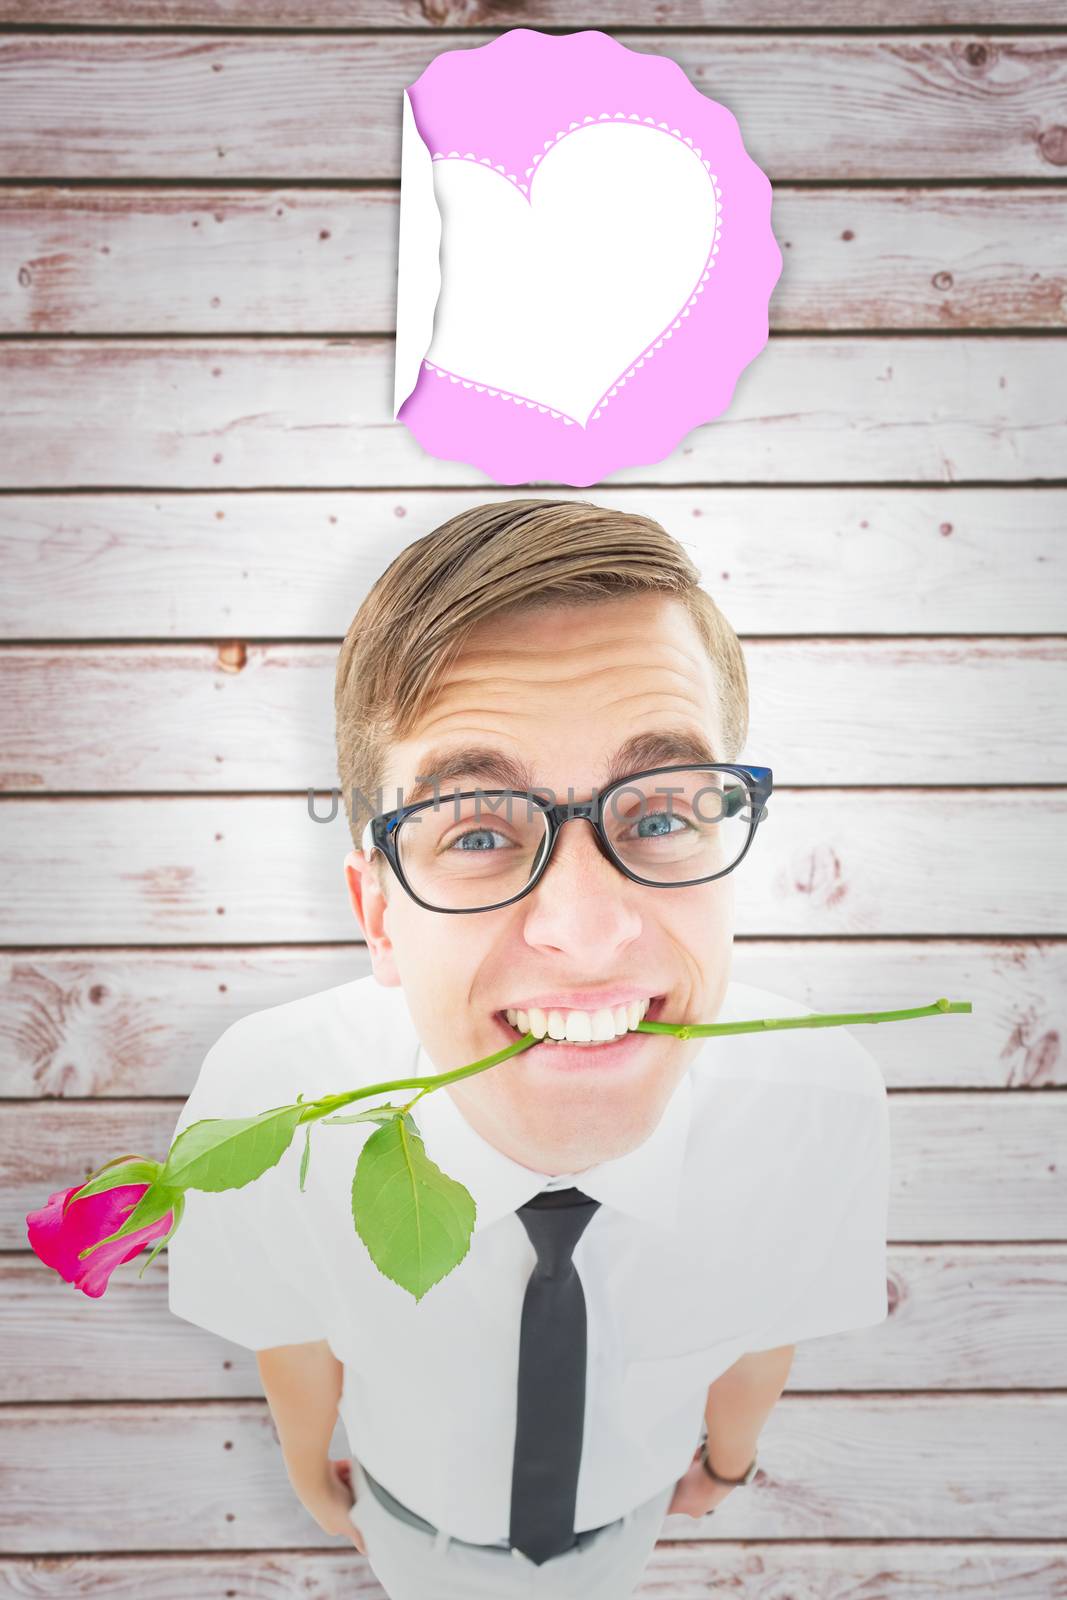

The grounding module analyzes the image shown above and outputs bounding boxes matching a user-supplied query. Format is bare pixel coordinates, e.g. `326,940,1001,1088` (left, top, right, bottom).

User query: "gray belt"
359,1462,619,1556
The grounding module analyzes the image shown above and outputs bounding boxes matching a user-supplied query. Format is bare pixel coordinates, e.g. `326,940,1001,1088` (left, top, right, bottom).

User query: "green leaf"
78,1181,184,1259
299,1123,312,1192
322,1102,407,1127
352,1114,476,1302
161,1103,306,1193
68,1157,162,1204
137,1191,186,1278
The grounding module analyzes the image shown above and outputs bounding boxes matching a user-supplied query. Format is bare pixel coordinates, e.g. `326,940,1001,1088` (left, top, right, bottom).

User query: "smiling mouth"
495,994,669,1047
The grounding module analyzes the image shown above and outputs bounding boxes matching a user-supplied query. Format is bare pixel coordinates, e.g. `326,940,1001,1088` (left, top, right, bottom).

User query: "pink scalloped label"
396,29,781,487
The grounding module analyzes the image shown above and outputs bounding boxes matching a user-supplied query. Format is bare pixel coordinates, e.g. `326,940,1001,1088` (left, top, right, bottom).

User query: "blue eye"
635,812,686,839
450,829,509,852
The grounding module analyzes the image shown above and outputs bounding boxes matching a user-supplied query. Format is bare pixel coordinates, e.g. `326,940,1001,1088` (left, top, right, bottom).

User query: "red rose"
26,1182,174,1298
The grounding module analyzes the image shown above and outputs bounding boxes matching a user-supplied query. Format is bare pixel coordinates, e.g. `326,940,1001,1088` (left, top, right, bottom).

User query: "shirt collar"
409,1042,694,1234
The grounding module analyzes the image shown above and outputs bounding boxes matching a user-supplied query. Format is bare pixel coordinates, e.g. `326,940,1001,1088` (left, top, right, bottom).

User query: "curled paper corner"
394,89,442,420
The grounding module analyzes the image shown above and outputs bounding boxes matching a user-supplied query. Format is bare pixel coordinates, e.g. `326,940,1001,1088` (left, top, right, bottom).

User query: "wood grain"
1,637,1062,791
0,1546,1062,1600
8,1094,1067,1247
2,11,1065,1580
3,1,1065,25
3,338,1065,487
0,1545,1063,1600
8,1244,1067,1399
2,35,1067,180
3,939,1061,1095
1,1396,1064,1548
2,791,1063,942
3,187,1065,334
2,489,1063,639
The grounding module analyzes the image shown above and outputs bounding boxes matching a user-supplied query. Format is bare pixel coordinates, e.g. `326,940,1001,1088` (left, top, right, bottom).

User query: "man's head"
337,499,750,1176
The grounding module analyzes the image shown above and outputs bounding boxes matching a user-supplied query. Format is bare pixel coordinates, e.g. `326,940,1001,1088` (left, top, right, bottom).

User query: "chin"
539,1106,655,1167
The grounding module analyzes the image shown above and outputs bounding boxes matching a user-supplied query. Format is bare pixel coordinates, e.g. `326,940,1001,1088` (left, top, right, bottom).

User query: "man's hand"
298,1455,369,1553
254,1343,363,1544
671,1343,791,1520
666,1443,739,1518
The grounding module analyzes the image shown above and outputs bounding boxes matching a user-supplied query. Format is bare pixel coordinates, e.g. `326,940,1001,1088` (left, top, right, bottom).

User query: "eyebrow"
405,728,720,807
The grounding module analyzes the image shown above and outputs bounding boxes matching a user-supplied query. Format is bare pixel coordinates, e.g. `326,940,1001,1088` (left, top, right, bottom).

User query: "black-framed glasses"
359,762,773,916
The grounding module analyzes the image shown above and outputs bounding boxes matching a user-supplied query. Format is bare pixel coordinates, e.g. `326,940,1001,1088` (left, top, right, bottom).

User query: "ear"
344,848,401,987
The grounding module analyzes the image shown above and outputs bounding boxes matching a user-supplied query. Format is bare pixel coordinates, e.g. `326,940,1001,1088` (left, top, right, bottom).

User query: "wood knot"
1037,125,1067,168
932,271,954,291
963,40,990,69
217,641,247,673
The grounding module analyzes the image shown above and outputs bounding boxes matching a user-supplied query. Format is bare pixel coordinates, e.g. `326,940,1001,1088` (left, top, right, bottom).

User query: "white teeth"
503,998,653,1044
564,1011,592,1042
591,1008,616,1041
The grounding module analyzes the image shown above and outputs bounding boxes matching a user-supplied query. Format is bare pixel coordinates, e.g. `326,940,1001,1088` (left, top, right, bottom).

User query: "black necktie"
508,1186,602,1565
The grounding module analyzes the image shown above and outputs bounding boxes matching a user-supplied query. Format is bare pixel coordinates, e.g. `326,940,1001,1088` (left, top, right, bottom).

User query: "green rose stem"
636,995,972,1041
313,996,974,1121
311,995,973,1124
72,997,972,1302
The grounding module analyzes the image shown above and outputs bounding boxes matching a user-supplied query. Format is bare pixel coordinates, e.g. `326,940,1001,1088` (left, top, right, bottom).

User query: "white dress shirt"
167,971,890,1542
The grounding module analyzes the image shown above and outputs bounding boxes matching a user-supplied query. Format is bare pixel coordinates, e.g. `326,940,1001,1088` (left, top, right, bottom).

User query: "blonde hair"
335,498,749,862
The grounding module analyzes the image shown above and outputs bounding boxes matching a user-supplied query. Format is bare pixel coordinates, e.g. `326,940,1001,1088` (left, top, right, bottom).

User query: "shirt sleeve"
747,1077,891,1352
165,1028,330,1352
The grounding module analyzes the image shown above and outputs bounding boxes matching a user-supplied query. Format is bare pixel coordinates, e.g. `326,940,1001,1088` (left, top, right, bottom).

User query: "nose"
520,813,642,951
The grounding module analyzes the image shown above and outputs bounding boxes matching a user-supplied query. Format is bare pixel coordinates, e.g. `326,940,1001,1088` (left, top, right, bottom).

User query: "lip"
493,994,669,1070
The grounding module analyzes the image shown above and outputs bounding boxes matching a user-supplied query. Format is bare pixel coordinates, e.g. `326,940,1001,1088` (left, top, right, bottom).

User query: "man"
167,498,890,1599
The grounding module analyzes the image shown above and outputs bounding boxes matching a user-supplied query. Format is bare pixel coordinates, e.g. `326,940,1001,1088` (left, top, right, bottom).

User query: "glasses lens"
393,768,759,910
396,791,551,911
602,766,757,885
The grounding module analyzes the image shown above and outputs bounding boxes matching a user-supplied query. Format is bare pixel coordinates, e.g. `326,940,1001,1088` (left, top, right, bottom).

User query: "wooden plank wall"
1,8,1066,1597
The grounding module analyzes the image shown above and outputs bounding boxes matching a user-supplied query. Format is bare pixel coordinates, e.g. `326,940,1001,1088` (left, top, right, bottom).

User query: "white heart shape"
425,122,718,428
